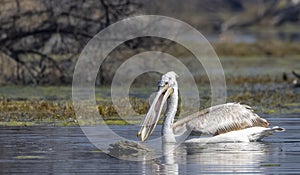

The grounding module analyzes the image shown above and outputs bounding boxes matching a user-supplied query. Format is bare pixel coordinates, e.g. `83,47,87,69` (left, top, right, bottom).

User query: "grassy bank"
0,82,299,126
163,40,300,58
213,41,300,57
1,53,299,126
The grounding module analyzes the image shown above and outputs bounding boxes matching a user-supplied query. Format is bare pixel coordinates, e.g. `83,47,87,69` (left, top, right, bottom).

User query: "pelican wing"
173,103,269,136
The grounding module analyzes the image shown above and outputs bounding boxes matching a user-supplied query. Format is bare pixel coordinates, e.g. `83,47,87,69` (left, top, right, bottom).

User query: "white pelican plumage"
137,71,285,143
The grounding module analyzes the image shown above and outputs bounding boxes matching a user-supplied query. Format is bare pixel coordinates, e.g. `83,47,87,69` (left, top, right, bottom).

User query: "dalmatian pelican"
137,71,285,143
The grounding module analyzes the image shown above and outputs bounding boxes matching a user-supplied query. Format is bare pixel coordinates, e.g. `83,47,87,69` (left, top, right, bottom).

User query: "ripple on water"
0,117,299,174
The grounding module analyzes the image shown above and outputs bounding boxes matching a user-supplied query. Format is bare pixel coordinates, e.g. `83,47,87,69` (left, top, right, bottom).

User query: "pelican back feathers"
173,103,269,136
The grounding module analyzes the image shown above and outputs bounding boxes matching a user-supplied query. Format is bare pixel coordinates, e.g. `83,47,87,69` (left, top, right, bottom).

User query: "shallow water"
0,117,299,174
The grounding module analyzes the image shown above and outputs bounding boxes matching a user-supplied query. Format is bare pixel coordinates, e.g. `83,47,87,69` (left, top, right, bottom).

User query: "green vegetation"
15,155,44,159
0,81,299,126
0,55,299,126
166,41,300,58
227,90,300,114
261,163,281,167
213,41,300,57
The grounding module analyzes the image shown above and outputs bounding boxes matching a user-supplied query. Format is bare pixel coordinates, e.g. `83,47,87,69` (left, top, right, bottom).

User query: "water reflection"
0,117,299,174
142,142,269,175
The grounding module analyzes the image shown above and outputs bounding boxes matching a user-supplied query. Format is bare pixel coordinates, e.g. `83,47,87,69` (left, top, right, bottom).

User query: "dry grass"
0,84,299,126
165,41,300,58
213,41,300,57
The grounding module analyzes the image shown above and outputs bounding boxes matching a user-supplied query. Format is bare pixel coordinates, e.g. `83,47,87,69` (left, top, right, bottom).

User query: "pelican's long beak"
137,85,174,142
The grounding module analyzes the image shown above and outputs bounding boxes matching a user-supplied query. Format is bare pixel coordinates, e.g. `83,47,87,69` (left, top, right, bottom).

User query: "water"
0,117,299,174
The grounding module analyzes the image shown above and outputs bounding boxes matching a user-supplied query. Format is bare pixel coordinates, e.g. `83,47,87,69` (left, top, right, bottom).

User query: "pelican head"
137,71,178,142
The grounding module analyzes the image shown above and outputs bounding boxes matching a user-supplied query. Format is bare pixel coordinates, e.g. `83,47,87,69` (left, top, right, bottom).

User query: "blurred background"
0,0,299,124
1,0,300,85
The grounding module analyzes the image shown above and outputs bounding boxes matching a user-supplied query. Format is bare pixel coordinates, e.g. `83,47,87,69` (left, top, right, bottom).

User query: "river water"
0,116,299,174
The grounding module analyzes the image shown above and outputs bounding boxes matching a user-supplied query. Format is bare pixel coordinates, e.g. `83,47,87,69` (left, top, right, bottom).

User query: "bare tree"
0,0,141,85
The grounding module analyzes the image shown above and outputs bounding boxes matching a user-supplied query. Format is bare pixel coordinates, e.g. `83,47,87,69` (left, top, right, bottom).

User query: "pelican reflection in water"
137,71,285,143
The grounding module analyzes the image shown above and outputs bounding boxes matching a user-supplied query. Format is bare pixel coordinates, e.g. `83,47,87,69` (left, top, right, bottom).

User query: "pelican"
137,71,285,143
